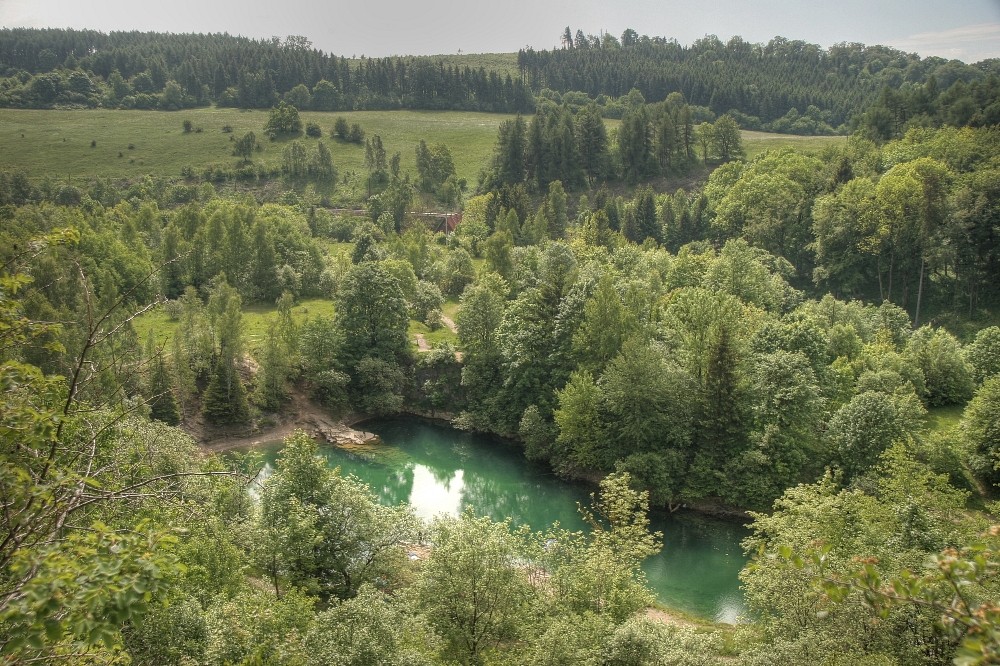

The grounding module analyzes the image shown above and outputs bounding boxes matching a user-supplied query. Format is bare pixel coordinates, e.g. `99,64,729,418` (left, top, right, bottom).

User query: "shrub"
347,123,365,144
305,122,322,138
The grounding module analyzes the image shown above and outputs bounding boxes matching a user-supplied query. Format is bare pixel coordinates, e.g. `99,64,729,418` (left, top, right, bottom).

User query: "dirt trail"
415,333,431,351
440,315,458,333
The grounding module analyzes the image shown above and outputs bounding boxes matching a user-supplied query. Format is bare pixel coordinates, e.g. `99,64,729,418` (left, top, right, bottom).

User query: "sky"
1,0,999,63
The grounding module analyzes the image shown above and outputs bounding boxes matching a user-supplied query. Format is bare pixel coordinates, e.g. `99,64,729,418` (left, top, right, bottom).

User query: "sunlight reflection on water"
409,464,464,520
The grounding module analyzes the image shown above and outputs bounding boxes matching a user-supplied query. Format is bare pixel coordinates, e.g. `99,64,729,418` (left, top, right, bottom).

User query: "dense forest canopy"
1,22,1000,666
3,120,1000,663
520,29,1000,133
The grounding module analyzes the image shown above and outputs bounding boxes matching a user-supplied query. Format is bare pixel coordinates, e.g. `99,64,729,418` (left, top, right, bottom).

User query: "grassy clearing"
410,320,459,348
924,404,965,434
137,295,459,357
741,130,846,159
425,53,521,77
134,297,337,352
441,298,461,321
0,107,514,186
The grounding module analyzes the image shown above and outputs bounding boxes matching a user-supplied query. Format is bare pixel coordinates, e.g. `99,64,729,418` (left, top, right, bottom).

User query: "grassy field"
924,404,965,434
135,296,459,355
133,297,337,353
741,130,846,159
1,107,845,189
424,53,521,77
0,107,514,187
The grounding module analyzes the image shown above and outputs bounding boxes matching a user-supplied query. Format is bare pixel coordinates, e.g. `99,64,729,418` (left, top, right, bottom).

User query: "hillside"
1,27,997,134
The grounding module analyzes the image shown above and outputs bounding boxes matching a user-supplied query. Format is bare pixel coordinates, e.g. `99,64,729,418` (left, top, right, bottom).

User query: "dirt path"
440,315,457,333
415,333,431,351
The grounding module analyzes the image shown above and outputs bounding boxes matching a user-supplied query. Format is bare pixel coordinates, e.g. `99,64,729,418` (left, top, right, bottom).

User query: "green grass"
0,107,515,186
0,108,848,191
136,295,460,357
423,53,521,77
410,320,459,348
133,297,336,352
741,130,846,159
924,404,965,434
441,298,461,321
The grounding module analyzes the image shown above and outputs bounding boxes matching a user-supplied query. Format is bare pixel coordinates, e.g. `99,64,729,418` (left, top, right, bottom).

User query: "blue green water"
258,417,749,622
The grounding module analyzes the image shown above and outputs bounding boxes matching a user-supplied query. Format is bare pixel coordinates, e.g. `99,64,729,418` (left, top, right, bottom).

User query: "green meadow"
0,107,844,187
0,107,515,186
133,292,460,354
741,130,845,159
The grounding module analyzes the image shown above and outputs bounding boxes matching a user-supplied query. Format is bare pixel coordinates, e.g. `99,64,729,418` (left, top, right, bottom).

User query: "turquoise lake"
257,417,749,622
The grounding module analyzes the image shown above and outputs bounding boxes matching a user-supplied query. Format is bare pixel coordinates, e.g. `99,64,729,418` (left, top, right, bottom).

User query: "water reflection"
410,464,464,520
252,418,749,621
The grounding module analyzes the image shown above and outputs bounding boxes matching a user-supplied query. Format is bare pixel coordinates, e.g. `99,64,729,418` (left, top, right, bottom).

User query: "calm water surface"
258,417,749,622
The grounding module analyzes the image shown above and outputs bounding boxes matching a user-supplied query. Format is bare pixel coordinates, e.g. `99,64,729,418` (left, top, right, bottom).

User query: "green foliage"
525,612,610,665
305,585,440,665
148,354,180,425
411,279,445,322
539,473,660,627
334,261,410,410
123,594,207,665
258,431,418,599
263,101,303,137
604,618,723,666
964,376,1000,487
0,237,253,663
828,390,923,478
740,444,986,665
905,325,974,406
233,130,257,162
204,587,314,665
966,326,1000,385
282,139,308,178
416,139,458,199
202,353,250,424
298,315,349,408
255,327,291,412
415,511,537,663
2,524,180,659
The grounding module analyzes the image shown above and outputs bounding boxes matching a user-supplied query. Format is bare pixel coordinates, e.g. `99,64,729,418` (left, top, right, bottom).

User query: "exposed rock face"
313,419,379,446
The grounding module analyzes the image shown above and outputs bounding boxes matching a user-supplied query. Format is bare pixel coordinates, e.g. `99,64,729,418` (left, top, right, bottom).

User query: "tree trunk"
914,255,925,327
887,248,895,302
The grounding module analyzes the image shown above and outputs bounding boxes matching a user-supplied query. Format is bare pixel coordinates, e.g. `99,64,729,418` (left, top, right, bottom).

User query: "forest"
1,27,999,135
1,24,1000,666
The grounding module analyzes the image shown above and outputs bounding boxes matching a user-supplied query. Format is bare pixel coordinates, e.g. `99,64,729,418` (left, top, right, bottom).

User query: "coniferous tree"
202,349,250,425
147,356,180,425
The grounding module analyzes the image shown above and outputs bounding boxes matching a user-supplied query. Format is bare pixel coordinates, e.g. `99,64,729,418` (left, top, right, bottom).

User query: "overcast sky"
1,0,999,63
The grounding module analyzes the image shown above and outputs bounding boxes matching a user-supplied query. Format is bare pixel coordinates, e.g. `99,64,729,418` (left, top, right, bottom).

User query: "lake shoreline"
215,408,750,622
195,400,753,526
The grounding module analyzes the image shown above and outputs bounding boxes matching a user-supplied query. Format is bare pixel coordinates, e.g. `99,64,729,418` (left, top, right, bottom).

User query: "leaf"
43,618,63,642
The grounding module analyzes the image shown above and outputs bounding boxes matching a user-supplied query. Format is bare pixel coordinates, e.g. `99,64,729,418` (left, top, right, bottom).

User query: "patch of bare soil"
189,388,369,453
439,315,458,334
643,607,700,628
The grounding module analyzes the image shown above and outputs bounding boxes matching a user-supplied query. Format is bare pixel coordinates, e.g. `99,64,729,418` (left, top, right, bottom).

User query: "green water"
258,417,749,622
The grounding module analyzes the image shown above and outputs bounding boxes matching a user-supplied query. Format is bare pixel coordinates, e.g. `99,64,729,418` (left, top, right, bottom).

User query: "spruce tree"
148,356,180,425
202,350,250,425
